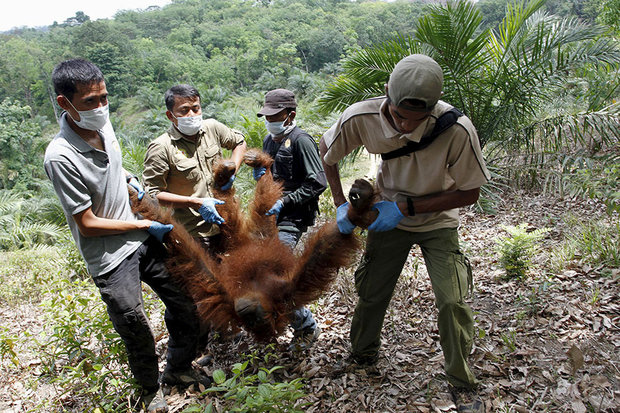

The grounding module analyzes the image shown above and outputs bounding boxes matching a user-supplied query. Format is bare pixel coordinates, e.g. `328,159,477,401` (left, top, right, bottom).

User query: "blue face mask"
264,115,289,136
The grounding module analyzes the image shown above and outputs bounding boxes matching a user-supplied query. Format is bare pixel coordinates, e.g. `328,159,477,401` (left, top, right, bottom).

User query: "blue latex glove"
127,176,145,200
368,201,404,232
147,221,173,242
198,198,225,225
266,199,283,217
220,174,235,191
253,167,266,181
336,202,356,234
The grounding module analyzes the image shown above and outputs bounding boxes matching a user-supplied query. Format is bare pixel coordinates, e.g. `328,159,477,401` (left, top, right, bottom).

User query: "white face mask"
66,99,109,131
173,114,202,136
264,114,289,136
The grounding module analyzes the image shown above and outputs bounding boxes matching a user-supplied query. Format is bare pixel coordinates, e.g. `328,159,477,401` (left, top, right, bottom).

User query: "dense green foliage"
0,0,427,120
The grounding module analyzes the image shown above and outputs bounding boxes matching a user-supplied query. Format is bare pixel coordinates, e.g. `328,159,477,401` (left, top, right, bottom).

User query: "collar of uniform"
378,98,438,143
167,120,205,142
271,122,297,143
59,112,104,154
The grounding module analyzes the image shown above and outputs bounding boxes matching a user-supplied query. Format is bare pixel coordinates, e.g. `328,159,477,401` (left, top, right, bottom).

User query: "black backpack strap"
381,107,463,161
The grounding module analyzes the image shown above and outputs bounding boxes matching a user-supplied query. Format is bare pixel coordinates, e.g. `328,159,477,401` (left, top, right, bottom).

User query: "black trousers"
93,236,199,389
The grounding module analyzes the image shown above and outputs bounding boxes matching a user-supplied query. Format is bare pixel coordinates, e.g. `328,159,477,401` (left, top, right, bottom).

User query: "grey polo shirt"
44,112,148,277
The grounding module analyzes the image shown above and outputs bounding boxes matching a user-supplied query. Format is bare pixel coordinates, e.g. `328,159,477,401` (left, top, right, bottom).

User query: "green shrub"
190,345,307,413
495,223,550,279
36,278,135,412
556,216,620,268
0,326,19,367
564,159,620,216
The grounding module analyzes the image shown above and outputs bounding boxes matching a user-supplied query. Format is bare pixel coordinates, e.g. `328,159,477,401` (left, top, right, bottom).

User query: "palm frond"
0,190,22,214
317,36,421,114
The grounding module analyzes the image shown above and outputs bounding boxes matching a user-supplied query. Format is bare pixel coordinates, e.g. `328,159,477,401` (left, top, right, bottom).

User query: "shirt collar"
272,121,297,143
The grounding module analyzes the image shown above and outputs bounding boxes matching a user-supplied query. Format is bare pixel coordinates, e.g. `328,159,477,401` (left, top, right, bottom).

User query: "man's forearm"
395,188,480,216
230,140,248,171
156,192,203,209
73,208,151,237
319,138,346,207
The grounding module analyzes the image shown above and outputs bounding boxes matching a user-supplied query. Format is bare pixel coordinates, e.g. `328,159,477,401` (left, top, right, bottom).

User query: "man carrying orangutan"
319,54,490,412
142,84,247,251
255,88,327,351
44,59,209,413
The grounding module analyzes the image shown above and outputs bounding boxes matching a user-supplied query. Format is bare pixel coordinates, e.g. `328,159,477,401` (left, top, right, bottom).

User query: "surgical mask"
66,99,109,131
264,115,289,136
173,114,202,136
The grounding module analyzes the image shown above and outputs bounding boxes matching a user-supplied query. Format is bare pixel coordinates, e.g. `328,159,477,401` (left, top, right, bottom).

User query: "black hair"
165,84,201,111
52,59,104,100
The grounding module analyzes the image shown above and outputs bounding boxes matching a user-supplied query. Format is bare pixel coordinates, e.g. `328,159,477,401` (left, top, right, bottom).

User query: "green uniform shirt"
143,119,245,237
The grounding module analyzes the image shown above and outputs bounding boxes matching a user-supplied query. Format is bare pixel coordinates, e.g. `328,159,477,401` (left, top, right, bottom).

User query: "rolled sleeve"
210,120,245,150
143,141,170,197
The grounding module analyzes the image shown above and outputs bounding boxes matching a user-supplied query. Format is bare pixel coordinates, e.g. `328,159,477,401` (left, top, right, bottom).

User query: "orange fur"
128,149,375,341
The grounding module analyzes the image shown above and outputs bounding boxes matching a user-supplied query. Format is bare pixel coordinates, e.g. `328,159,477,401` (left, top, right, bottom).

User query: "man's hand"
266,199,283,218
253,167,266,181
368,201,404,232
198,198,226,225
221,174,235,191
336,202,356,234
127,176,145,200
147,221,173,242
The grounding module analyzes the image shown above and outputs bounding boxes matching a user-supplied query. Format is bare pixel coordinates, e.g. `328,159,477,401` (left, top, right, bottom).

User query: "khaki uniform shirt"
323,97,490,232
143,119,245,237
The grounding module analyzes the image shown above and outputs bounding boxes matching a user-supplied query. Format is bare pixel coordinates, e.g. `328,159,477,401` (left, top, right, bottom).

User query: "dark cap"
257,88,297,117
387,54,443,111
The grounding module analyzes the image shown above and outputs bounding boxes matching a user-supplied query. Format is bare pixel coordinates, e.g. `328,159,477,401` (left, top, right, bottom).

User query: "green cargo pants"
350,227,478,388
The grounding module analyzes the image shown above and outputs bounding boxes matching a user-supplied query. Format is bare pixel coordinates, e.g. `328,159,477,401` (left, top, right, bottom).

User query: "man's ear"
384,84,389,96
165,110,176,124
57,95,70,111
288,110,296,122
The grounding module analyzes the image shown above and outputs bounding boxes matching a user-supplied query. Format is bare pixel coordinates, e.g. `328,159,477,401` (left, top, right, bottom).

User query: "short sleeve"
143,140,171,196
44,160,92,216
322,119,363,166
447,125,490,190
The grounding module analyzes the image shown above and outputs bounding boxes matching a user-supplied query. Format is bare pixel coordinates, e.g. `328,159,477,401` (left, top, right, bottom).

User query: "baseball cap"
257,88,297,117
387,54,443,111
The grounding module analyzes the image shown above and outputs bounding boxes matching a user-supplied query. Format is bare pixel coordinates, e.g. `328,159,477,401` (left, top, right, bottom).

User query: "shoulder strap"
380,107,463,161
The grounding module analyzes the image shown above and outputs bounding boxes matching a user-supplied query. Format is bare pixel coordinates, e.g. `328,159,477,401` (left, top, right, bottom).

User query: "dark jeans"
278,227,317,333
93,236,199,389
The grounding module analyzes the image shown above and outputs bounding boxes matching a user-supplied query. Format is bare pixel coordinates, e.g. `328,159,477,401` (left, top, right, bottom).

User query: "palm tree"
318,0,619,157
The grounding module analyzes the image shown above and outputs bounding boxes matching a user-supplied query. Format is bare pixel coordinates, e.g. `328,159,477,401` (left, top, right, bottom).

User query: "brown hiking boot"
331,353,381,377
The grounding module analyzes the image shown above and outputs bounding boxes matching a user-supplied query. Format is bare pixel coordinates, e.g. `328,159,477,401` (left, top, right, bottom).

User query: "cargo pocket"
274,151,293,181
454,251,473,300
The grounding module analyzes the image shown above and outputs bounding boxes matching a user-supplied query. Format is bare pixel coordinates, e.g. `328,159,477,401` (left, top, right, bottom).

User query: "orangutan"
128,149,377,342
